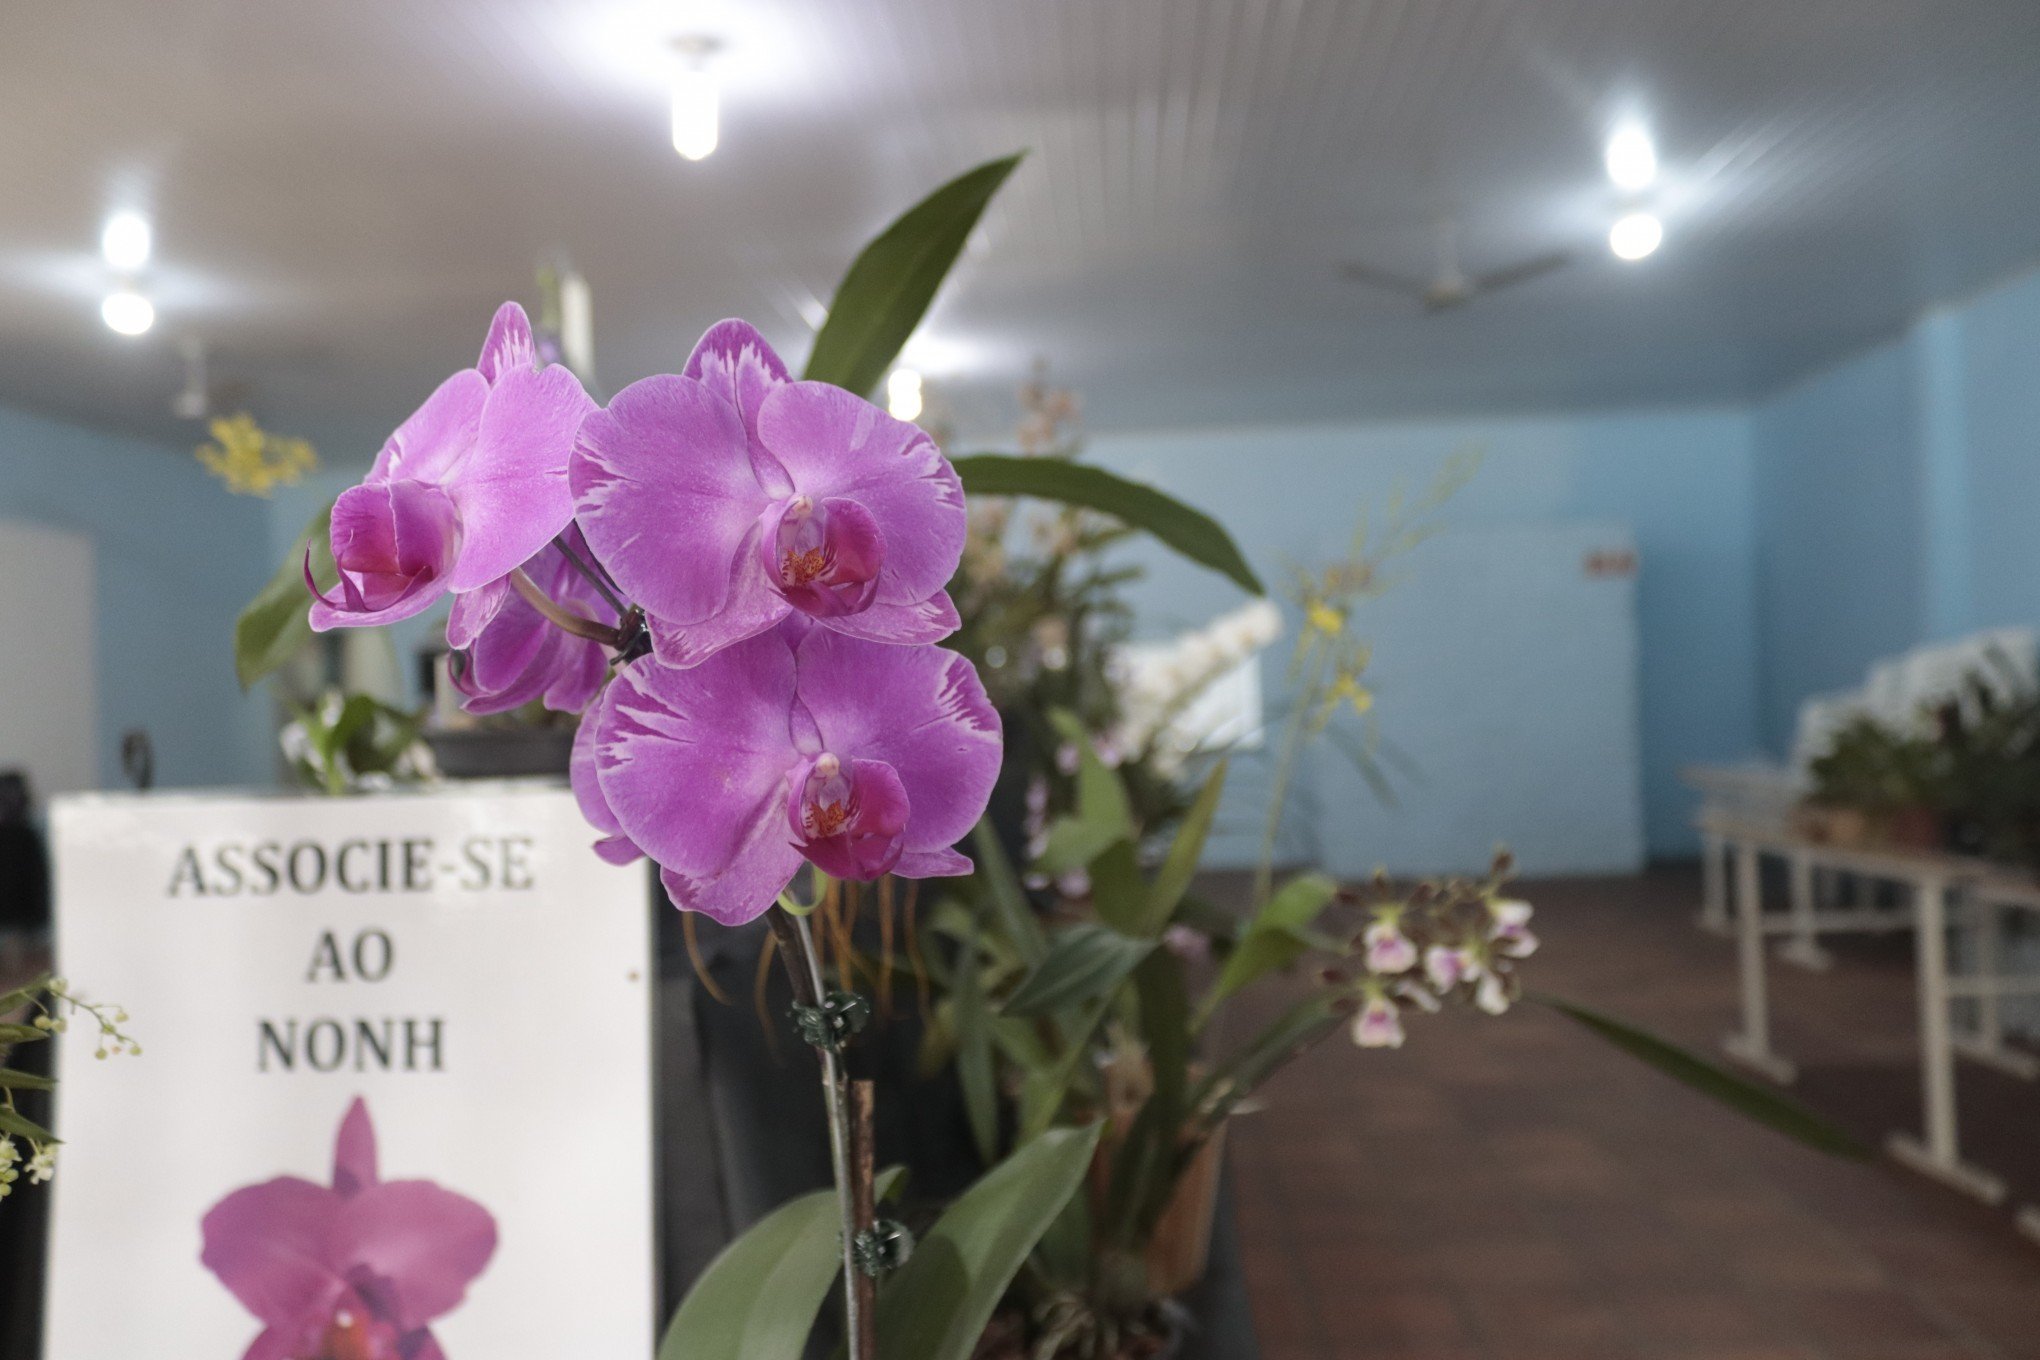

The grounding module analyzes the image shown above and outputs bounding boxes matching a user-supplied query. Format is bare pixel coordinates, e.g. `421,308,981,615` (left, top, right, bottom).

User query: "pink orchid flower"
309,304,595,631
569,321,965,668
587,622,999,925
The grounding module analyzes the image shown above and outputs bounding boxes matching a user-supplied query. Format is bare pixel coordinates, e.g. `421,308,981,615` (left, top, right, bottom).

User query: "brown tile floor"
1215,867,2040,1360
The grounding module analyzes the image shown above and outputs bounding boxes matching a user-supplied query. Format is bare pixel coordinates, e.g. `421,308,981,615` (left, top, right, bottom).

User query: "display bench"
1697,806,2040,1233
40,783,656,1360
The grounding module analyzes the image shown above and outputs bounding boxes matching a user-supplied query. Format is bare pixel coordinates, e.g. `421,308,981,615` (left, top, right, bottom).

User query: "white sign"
44,784,654,1360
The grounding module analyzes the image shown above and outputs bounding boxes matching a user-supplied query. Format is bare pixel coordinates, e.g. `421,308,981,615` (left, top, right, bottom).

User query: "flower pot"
1882,804,1944,853
422,726,574,779
1143,1125,1227,1297
1794,803,1870,846
1090,1119,1229,1298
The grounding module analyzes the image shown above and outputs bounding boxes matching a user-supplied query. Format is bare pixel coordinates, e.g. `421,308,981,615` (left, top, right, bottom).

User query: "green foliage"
234,502,335,690
1138,761,1225,938
804,155,1024,399
656,1169,904,1360
1806,716,1944,817
285,692,429,796
1001,923,1154,1018
951,454,1263,595
1534,995,1866,1158
875,1123,1103,1360
1201,872,1340,1014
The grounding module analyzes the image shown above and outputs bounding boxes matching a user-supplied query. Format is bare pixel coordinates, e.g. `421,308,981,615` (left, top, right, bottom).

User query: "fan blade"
1340,261,1433,301
1470,251,1570,296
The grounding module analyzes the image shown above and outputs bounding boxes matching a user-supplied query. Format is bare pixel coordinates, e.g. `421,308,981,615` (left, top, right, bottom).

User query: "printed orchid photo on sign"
200,1099,497,1360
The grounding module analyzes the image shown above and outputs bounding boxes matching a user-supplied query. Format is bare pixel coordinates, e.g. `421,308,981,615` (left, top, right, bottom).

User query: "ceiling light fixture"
887,368,923,422
1604,124,1657,191
101,290,155,336
670,35,722,161
101,210,152,272
1608,212,1664,262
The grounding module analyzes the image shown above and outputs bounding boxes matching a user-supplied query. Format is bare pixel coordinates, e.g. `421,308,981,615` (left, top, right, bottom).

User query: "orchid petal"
571,686,643,866
335,1179,498,1331
476,302,537,385
646,522,791,668
310,481,461,632
597,638,806,925
793,630,1000,852
373,370,488,487
331,1098,378,1198
445,364,593,591
757,381,966,605
200,1178,347,1330
683,319,794,493
572,374,768,626
895,846,972,878
818,590,962,646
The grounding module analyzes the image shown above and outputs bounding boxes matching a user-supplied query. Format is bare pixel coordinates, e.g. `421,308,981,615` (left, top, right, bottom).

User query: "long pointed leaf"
1138,760,1227,937
952,454,1263,595
876,1123,1103,1360
804,155,1023,398
1533,994,1867,1158
657,1169,904,1360
235,502,335,689
1001,922,1154,1018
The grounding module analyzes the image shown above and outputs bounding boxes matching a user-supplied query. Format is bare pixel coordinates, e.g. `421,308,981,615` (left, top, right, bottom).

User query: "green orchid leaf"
804,155,1024,399
0,1068,54,1091
1203,871,1340,1012
1138,760,1228,937
875,1123,1103,1360
952,913,1001,1169
971,822,1048,966
1001,922,1155,1018
235,502,335,690
0,1106,57,1144
952,454,1263,595
657,1168,905,1360
1533,994,1868,1158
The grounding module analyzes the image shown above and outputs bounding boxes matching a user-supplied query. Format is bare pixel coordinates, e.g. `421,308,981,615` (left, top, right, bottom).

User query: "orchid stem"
548,533,630,620
508,568,624,646
766,906,877,1360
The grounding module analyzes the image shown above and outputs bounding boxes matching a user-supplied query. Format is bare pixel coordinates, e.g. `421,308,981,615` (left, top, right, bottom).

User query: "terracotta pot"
1795,803,1871,846
1882,804,1944,853
1090,1120,1228,1298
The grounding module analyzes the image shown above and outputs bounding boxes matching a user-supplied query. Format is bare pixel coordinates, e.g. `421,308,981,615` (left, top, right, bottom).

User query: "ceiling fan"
1341,217,1569,313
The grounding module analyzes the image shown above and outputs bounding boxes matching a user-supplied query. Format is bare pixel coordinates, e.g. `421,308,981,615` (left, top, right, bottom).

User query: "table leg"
1698,828,1729,935
1723,841,1796,1083
1949,894,2040,1080
1887,876,2005,1203
1777,850,1834,971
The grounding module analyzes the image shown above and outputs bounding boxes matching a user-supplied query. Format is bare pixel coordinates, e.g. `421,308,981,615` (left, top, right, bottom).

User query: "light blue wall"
1751,264,2040,753
1752,339,1927,750
1087,405,1761,861
0,406,275,790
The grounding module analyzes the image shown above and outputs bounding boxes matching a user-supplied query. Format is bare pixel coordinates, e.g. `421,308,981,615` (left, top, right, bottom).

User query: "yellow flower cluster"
196,414,318,497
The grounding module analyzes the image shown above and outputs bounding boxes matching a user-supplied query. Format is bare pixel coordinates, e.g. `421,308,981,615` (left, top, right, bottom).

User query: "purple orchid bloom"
200,1098,497,1360
309,303,596,631
570,680,643,867
570,321,966,668
445,523,613,715
592,622,1000,925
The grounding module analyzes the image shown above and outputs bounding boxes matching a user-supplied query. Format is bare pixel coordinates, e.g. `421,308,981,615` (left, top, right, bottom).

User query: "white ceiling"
4,0,2040,458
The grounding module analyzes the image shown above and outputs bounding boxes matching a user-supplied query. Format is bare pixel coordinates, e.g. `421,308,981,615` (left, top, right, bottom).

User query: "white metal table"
1701,810,2040,1211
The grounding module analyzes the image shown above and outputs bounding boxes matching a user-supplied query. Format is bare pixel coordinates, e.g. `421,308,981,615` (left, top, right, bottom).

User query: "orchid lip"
758,494,885,618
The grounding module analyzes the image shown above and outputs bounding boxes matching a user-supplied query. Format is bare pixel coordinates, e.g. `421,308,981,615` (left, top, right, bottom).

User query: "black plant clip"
851,1219,914,1277
790,990,872,1052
